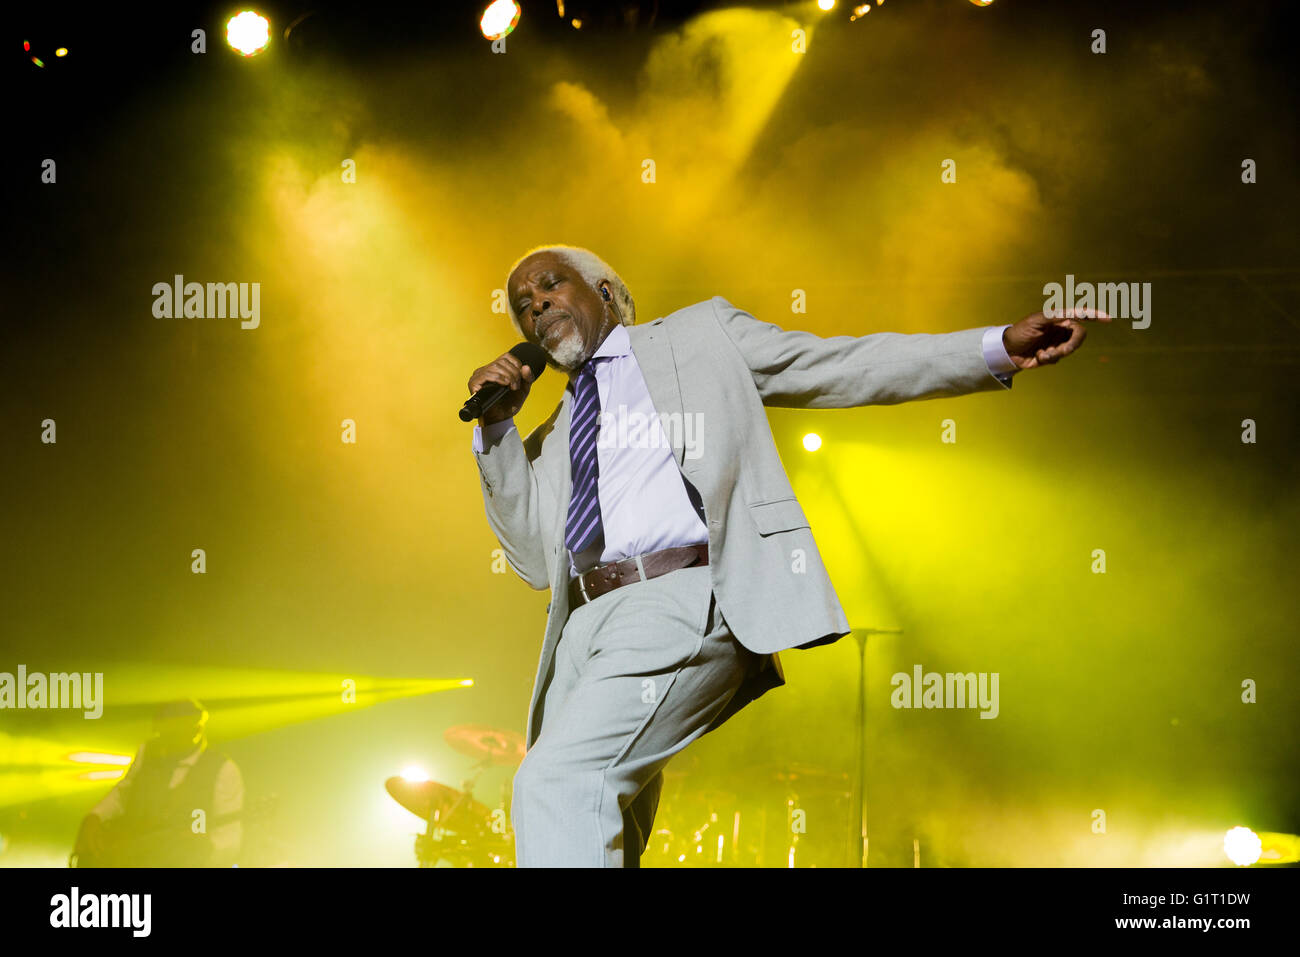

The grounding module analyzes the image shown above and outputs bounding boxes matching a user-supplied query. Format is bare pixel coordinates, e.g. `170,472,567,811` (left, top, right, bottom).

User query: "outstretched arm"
711,297,1108,408
712,297,1013,408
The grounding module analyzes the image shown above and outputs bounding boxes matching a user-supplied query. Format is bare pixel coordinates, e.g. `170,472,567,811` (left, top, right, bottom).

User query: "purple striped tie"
565,360,604,553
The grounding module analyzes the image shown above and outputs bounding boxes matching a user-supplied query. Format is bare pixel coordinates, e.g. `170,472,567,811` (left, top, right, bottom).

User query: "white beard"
545,327,589,371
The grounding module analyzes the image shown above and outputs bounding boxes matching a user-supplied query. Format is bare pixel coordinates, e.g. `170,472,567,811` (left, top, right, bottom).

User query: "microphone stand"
850,626,902,868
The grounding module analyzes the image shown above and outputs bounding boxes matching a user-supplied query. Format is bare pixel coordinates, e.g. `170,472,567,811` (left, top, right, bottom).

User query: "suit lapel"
627,321,687,467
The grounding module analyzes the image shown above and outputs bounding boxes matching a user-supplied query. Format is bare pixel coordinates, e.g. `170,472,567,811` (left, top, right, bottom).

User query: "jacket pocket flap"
749,498,810,535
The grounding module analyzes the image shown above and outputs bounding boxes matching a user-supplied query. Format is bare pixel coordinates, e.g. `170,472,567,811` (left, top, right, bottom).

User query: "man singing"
468,244,1106,867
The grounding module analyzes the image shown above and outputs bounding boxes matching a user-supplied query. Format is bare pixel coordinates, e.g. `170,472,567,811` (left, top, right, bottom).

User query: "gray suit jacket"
474,296,1012,746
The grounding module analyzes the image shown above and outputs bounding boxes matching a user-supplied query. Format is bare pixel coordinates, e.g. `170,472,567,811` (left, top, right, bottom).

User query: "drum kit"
642,756,854,867
385,725,524,867
386,727,854,868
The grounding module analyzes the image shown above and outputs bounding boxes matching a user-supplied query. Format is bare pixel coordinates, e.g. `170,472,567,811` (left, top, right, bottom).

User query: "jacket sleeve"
472,420,550,590
710,296,1012,409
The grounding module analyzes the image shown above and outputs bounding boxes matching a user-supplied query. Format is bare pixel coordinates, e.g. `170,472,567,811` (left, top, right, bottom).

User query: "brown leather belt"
568,543,709,608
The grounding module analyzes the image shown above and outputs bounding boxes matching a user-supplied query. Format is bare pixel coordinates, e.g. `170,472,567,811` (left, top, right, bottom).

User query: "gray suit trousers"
511,565,757,867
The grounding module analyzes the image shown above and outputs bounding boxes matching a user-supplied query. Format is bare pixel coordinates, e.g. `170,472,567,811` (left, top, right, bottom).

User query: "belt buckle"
577,554,647,605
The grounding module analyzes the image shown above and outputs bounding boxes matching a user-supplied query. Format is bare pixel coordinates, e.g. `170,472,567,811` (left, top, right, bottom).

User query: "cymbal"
385,777,492,826
444,725,526,765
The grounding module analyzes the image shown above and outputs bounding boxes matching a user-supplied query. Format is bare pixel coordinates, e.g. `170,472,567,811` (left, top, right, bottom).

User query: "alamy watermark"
891,664,999,719
598,405,704,460
50,887,150,937
0,665,103,718
1043,273,1150,329
152,274,260,329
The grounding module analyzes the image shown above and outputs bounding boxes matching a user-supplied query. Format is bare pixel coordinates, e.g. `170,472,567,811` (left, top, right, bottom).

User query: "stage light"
1224,826,1262,866
480,0,522,40
1258,832,1300,864
400,766,430,783
77,769,126,782
969,0,995,6
1224,826,1300,866
850,4,871,19
818,0,836,11
226,11,271,57
66,752,132,766
55,47,68,57
803,433,822,452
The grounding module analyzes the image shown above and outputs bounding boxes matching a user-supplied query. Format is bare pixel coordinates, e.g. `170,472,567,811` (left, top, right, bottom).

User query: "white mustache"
536,313,572,338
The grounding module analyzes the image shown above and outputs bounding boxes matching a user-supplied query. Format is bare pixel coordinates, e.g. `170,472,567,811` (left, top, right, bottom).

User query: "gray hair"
504,244,636,334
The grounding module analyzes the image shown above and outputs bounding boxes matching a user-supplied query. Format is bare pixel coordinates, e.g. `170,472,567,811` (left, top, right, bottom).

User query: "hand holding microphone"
461,342,549,424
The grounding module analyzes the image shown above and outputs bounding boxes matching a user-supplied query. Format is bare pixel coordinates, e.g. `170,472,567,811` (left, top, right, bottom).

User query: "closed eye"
516,277,561,314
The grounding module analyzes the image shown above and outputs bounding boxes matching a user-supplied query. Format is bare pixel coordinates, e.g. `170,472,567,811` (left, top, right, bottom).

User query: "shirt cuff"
982,325,1019,379
472,417,517,453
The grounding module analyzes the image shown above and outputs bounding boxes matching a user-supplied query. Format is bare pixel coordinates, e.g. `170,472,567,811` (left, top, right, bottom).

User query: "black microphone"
459,342,549,422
